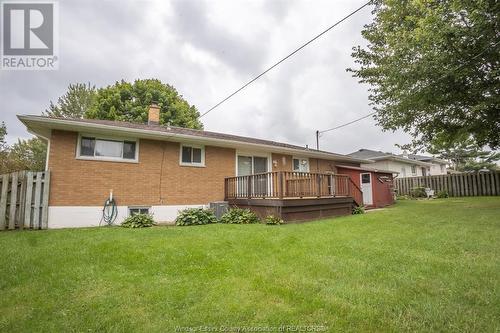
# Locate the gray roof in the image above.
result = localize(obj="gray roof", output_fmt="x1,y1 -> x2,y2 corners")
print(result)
403,154 -> 447,164
348,149 -> 434,166
348,149 -> 393,159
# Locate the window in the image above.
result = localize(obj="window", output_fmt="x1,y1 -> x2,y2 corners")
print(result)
78,135 -> 137,161
411,165 -> 417,175
293,158 -> 309,172
401,167 -> 406,177
129,207 -> 150,216
361,173 -> 371,184
180,144 -> 204,166
440,164 -> 445,173
237,155 -> 268,176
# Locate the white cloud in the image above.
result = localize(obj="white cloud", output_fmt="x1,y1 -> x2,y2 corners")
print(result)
0,0 -> 412,155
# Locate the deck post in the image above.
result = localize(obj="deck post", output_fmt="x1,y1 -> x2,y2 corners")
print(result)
278,172 -> 284,199
247,176 -> 252,199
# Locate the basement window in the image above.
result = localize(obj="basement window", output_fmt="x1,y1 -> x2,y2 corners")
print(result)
180,144 -> 205,166
129,207 -> 150,216
78,135 -> 138,162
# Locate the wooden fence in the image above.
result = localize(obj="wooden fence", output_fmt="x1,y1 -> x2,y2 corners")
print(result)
395,171 -> 500,197
0,171 -> 50,230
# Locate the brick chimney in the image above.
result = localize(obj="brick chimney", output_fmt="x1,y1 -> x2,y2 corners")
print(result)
148,103 -> 160,125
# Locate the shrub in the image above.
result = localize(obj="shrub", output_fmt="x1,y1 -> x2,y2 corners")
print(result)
352,206 -> 365,214
396,195 -> 410,200
264,215 -> 284,225
121,214 -> 156,228
220,208 -> 260,224
410,186 -> 427,198
175,208 -> 217,226
437,190 -> 449,198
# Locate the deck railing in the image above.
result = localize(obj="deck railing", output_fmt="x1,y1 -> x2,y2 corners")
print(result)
224,171 -> 363,206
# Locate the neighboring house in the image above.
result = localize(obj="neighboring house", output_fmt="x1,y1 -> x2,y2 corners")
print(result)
348,149 -> 447,178
404,154 -> 448,176
18,106 -> 395,228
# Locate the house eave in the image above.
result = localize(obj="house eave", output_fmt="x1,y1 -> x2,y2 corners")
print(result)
17,115 -> 373,164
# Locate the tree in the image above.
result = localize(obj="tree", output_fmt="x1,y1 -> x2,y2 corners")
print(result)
0,122 -> 8,174
0,122 -> 6,151
0,123 -> 47,174
44,83 -> 96,118
349,0 -> 500,150
429,135 -> 500,171
86,79 -> 203,129
7,138 -> 47,172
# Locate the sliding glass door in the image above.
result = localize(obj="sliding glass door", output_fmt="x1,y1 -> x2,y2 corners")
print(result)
237,155 -> 269,197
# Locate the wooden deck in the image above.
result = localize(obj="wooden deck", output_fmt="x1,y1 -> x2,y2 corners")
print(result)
224,172 -> 362,222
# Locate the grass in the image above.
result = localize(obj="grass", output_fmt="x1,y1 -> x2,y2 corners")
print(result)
0,197 -> 499,332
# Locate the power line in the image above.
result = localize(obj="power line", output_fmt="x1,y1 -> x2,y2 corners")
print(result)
319,112 -> 376,134
198,0 -> 373,119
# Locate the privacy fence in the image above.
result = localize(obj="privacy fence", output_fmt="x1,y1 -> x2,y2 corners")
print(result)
395,171 -> 500,197
0,171 -> 50,230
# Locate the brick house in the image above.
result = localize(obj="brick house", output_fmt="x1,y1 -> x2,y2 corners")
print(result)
18,106 -> 395,228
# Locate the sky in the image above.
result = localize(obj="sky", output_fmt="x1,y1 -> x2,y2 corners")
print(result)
0,0 -> 413,155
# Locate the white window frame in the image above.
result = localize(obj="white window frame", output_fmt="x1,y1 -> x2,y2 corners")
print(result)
411,165 -> 417,175
76,133 -> 139,163
292,157 -> 310,172
179,143 -> 205,167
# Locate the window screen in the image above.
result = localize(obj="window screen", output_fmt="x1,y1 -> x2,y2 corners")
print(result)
181,146 -> 203,165
192,148 -> 202,163
80,137 -> 95,156
182,146 -> 192,163
123,141 -> 136,159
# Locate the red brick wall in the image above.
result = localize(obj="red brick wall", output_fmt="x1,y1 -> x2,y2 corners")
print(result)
48,130 -> 236,206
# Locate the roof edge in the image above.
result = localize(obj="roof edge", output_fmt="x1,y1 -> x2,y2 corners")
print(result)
17,115 -> 373,164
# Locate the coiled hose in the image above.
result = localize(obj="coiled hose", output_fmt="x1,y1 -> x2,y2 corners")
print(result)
100,197 -> 118,226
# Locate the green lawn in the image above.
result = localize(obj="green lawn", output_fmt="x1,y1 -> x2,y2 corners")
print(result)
1,197 -> 499,332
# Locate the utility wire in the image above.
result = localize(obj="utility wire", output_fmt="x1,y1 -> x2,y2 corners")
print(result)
319,112 -> 376,134
198,0 -> 373,119
318,39 -> 500,135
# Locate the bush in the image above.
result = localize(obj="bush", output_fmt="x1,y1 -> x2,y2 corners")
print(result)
220,208 -> 260,224
410,186 -> 427,198
437,190 -> 449,198
396,195 -> 410,200
264,215 -> 284,225
352,206 -> 365,214
121,214 -> 156,228
175,208 -> 217,226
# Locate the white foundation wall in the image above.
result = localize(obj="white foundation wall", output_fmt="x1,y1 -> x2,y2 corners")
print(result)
48,204 -> 207,229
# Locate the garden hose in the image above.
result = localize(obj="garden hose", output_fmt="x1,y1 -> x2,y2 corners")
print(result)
100,197 -> 118,226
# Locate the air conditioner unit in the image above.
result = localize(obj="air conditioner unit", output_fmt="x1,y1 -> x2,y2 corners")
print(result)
209,201 -> 229,219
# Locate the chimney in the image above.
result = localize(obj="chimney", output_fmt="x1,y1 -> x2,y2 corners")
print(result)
148,103 -> 160,125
